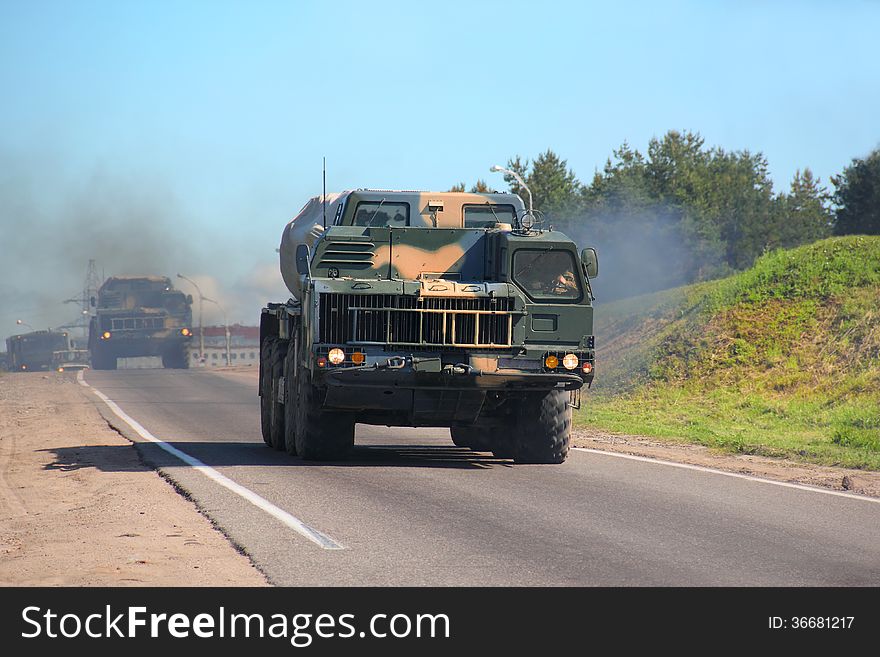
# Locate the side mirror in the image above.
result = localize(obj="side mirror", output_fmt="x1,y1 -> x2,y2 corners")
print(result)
90,296 -> 96,307
186,294 -> 194,305
581,247 -> 599,279
295,244 -> 311,276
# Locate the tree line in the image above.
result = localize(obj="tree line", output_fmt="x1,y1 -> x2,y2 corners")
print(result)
453,131 -> 880,300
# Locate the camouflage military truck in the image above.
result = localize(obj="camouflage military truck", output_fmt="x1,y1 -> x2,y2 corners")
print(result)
6,329 -> 71,372
260,190 -> 598,463
89,275 -> 194,370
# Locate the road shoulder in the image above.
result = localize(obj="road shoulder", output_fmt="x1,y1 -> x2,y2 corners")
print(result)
572,427 -> 880,498
0,372 -> 268,586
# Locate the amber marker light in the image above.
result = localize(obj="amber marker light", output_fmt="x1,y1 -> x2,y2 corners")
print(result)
101,331 -> 111,340
351,351 -> 365,365
545,354 -> 559,369
181,328 -> 192,336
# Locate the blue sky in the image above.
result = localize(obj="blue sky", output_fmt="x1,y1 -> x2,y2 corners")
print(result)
1,0 -> 879,328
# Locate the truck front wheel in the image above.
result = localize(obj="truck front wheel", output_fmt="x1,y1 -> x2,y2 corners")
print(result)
513,389 -> 571,464
294,370 -> 354,460
91,348 -> 116,371
162,345 -> 187,369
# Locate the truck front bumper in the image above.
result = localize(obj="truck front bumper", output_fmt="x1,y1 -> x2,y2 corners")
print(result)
323,364 -> 583,391
318,360 -> 583,426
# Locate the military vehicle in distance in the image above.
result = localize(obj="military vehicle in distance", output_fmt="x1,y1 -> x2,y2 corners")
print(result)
52,346 -> 92,372
6,330 -> 71,372
259,189 -> 598,463
89,275 -> 194,370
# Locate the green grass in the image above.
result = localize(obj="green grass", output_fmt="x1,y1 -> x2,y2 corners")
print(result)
579,388 -> 880,469
576,236 -> 880,470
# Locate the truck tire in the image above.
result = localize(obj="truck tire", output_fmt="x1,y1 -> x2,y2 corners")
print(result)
294,369 -> 354,460
490,434 -> 516,459
450,426 -> 492,451
268,340 -> 289,451
91,349 -> 116,370
162,345 -> 187,369
282,336 -> 299,456
259,337 -> 276,447
513,388 -> 570,464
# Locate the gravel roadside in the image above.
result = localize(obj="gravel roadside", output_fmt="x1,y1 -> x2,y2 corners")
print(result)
0,372 -> 267,586
572,427 -> 880,498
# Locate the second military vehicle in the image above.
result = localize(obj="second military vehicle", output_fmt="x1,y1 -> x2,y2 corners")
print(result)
89,275 -> 194,370
6,330 -> 71,372
259,189 -> 598,464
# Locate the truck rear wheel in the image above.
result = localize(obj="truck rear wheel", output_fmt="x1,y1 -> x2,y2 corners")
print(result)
450,426 -> 492,451
294,369 -> 354,460
259,337 -> 287,450
268,340 -> 289,451
513,389 -> 571,464
259,338 -> 273,446
490,434 -> 516,459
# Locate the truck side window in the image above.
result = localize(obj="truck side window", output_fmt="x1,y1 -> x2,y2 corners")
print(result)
513,249 -> 582,302
463,204 -> 516,228
353,201 -> 409,227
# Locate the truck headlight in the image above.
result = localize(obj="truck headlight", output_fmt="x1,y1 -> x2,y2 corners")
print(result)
562,353 -> 579,370
328,348 -> 345,365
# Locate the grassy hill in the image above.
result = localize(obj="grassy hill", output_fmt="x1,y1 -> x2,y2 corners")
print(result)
576,236 -> 880,469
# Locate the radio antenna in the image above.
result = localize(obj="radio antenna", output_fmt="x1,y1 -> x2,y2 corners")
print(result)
322,156 -> 327,229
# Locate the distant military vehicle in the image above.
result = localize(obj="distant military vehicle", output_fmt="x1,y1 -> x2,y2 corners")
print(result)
6,330 -> 71,372
88,275 -> 193,370
259,189 -> 598,463
51,347 -> 91,372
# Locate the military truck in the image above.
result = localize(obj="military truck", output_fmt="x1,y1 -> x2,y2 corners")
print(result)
89,275 -> 194,370
6,330 -> 71,372
51,347 -> 92,372
259,189 -> 598,463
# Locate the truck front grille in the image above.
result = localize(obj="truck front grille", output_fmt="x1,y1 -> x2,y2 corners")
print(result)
319,294 -> 517,348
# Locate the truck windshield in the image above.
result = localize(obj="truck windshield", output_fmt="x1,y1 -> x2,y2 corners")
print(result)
21,334 -> 67,355
463,204 -> 517,228
353,201 -> 409,227
513,249 -> 582,301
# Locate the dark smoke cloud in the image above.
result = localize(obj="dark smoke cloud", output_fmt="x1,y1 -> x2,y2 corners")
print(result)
0,151 -> 286,343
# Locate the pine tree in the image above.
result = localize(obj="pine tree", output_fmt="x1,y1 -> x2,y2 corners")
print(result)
776,168 -> 832,247
832,149 -> 880,235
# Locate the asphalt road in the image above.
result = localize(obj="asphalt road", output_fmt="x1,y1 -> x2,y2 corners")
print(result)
81,368 -> 880,586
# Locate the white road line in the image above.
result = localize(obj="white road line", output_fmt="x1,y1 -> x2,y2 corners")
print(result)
571,446 -> 880,505
77,370 -> 345,549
